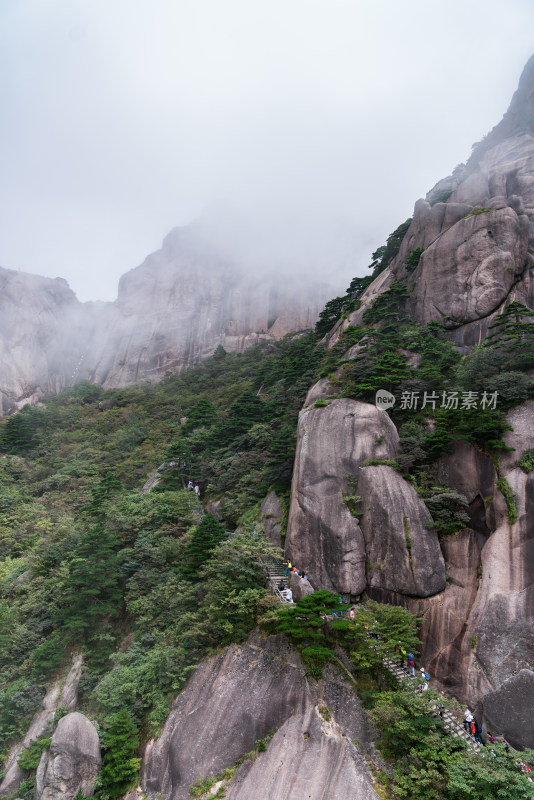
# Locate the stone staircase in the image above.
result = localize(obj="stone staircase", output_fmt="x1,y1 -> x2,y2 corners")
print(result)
382,656 -> 482,753
261,556 -> 291,602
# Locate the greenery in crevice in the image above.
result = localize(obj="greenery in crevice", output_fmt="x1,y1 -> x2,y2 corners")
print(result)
496,475 -> 518,524
428,188 -> 453,206
405,247 -> 424,272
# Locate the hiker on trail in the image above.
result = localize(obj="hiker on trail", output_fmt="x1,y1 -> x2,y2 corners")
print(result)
301,571 -> 307,580
278,579 -> 285,592
194,484 -> 200,497
419,668 -> 429,691
487,732 -> 495,744
283,588 -> 293,603
286,560 -> 292,576
406,653 -> 415,676
464,709 -> 473,732
187,480 -> 194,490
349,607 -> 355,620
438,691 -> 445,718
398,643 -> 407,669
473,719 -> 483,744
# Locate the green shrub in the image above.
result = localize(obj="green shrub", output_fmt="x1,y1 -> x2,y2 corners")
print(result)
17,737 -> 51,771
518,449 -> 534,473
496,476 -> 518,524
464,207 -> 493,218
405,248 -> 424,272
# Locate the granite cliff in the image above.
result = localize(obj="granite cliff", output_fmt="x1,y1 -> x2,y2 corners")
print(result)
0,223 -> 335,415
285,55 -> 534,748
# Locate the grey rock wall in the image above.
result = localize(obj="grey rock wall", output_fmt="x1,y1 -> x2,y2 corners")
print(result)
285,397 -> 445,600
0,654 -> 83,798
142,632 -> 378,800
36,713 -> 101,800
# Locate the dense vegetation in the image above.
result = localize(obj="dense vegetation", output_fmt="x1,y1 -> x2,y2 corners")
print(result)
0,333 -> 320,796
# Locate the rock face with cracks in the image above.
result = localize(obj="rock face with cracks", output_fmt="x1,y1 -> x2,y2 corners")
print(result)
285,395 -> 445,600
35,713 -> 101,800
142,632 -> 378,800
0,654 -> 83,798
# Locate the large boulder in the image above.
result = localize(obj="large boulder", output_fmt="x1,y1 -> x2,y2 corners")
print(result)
479,670 -> 534,750
224,700 -> 377,800
409,529 -> 483,700
0,654 -> 83,798
285,399 -> 400,597
358,466 -> 445,597
408,202 -> 530,326
36,713 -> 101,800
259,491 -> 285,549
286,399 -> 445,600
142,633 -> 376,800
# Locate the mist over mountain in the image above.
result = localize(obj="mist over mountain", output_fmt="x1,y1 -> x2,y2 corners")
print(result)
0,216 -> 342,415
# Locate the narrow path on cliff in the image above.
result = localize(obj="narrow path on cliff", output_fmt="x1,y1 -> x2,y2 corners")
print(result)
381,655 -> 483,754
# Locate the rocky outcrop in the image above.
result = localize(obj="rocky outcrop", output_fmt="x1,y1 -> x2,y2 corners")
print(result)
36,713 -> 101,800
0,654 -> 83,797
0,269 -> 89,416
224,696 -> 376,800
358,466 -> 445,598
142,632 -> 378,800
329,59 -> 534,353
285,397 -> 397,597
479,670 -> 534,751
259,491 -> 284,549
286,396 -> 445,600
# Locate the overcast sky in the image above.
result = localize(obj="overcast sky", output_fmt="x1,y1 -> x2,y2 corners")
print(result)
1,0 -> 534,302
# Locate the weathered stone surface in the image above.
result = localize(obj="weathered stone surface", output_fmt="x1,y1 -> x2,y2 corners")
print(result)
37,713 -> 101,800
288,572 -> 315,601
409,529 -> 482,699
0,269 -> 88,416
407,203 -> 529,326
285,400 -> 400,597
303,377 -> 336,408
259,491 -> 284,549
413,409 -> 534,741
142,632 -> 374,800
0,654 -> 83,797
224,702 -> 378,800
357,466 -> 445,597
480,669 -> 534,750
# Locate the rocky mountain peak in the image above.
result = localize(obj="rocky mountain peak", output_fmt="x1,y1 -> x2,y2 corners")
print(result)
467,52 -> 534,168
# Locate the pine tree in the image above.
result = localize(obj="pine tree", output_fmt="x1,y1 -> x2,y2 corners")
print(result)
83,471 -> 123,516
182,513 -> 226,579
99,710 -> 140,798
59,524 -> 121,639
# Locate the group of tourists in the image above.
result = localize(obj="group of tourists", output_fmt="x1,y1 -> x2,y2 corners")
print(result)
283,560 -> 307,580
463,709 -> 484,744
187,480 -> 200,497
277,563 -> 309,603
